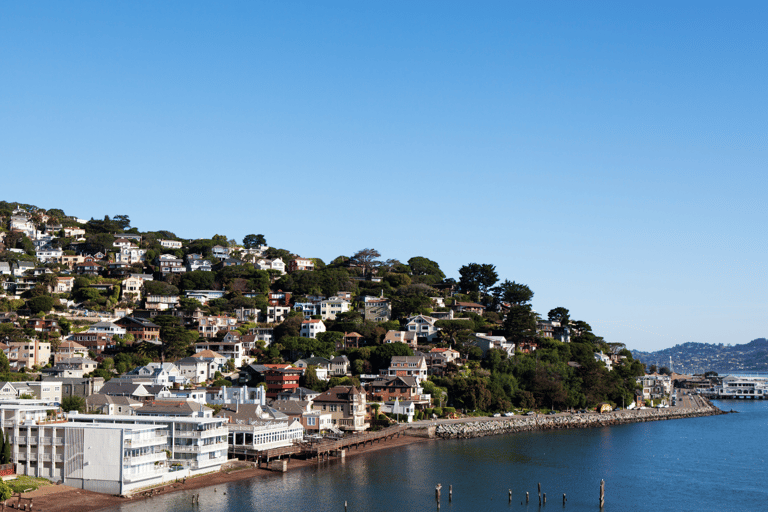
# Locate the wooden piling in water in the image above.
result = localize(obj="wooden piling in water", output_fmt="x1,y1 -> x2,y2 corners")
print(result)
599,479 -> 605,508
526,491 -> 529,503
543,493 -> 546,504
563,493 -> 566,505
449,485 -> 452,502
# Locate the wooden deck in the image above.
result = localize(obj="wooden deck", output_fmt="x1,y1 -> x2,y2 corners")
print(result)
230,425 -> 408,467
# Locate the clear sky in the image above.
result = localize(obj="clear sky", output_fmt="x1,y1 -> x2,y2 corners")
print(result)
2,2 -> 766,352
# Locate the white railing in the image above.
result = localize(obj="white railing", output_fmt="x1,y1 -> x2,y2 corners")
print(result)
123,452 -> 166,466
174,427 -> 227,438
173,445 -> 200,453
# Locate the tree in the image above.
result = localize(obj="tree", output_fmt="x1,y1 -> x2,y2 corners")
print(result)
243,234 -> 267,249
548,307 -> 570,326
154,316 -> 198,361
435,320 -> 473,348
62,395 -> 86,413
0,435 -> 9,466
492,280 -> 533,305
27,295 -> 54,314
407,257 -> 445,284
113,215 -> 131,230
458,263 -> 498,296
0,351 -> 10,374
503,304 -> 537,343
350,248 -> 381,275
0,479 -> 8,502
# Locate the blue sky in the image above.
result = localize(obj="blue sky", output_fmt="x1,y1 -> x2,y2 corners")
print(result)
2,2 -> 766,352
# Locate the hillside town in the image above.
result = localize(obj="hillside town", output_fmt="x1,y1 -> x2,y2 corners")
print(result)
0,202 -> 659,496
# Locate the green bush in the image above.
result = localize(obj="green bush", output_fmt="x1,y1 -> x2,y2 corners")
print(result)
433,407 -> 443,417
443,407 -> 456,415
424,408 -> 434,417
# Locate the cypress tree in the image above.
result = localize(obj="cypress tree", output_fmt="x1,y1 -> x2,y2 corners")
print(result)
0,430 -> 6,464
2,431 -> 10,465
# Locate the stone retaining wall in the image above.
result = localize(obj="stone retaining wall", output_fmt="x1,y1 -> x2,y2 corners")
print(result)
408,400 -> 725,440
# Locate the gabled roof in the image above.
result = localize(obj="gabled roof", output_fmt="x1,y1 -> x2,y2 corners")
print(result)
215,404 -> 288,423
313,385 -> 365,403
193,350 -> 227,360
86,394 -> 142,407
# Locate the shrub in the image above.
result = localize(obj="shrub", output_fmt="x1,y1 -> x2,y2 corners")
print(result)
433,407 -> 443,417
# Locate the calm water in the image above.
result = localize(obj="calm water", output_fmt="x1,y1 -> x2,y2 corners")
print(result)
105,400 -> 767,512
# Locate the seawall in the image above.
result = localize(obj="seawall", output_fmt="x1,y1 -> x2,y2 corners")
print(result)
406,400 -> 725,440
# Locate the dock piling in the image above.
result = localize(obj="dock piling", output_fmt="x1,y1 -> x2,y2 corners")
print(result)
599,479 -> 605,508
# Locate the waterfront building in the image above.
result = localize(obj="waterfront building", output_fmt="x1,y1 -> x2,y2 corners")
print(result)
271,399 -> 333,433
311,386 -> 369,432
68,413 -> 229,478
704,374 -> 768,399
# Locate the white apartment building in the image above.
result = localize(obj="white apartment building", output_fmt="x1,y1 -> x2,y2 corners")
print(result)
300,320 -> 326,339
320,298 -> 350,320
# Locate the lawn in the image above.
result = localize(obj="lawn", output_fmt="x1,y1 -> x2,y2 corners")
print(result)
5,475 -> 51,494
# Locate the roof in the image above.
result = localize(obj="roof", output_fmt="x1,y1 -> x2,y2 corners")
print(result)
137,400 -> 211,416
371,376 -> 418,388
331,355 -> 349,364
215,404 -> 288,423
271,399 -> 311,415
313,386 -> 365,403
454,302 -> 486,309
86,394 -> 142,407
193,350 -> 227,360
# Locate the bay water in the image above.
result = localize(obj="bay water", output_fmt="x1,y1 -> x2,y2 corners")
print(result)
104,400 -> 766,512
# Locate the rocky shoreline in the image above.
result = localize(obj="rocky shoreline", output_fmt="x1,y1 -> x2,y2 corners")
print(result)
408,400 -> 725,440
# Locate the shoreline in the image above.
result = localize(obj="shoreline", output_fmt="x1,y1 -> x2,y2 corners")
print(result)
21,434 -> 432,512
19,401 -> 724,512
410,399 -> 726,439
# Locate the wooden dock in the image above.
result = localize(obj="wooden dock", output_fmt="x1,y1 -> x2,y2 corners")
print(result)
230,425 -> 408,469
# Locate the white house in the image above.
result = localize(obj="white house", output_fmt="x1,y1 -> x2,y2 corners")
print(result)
300,319 -> 326,339
320,298 -> 350,320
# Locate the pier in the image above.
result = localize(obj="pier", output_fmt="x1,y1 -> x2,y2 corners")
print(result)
229,425 -> 408,470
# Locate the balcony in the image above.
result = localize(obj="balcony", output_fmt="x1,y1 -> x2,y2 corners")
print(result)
174,427 -> 227,438
123,452 -> 166,466
125,431 -> 168,448
173,445 -> 200,453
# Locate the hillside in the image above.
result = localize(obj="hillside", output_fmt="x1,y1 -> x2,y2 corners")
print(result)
631,338 -> 768,374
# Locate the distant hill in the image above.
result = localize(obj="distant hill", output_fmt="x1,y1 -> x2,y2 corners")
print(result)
631,338 -> 768,374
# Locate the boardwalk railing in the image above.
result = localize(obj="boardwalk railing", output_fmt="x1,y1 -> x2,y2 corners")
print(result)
232,424 -> 409,464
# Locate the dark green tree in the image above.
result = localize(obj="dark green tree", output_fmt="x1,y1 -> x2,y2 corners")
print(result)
458,263 -> 499,296
503,304 -> 537,343
62,395 -> 86,413
492,280 -> 534,305
242,234 -> 267,248
548,307 -> 571,326
27,295 -> 54,314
